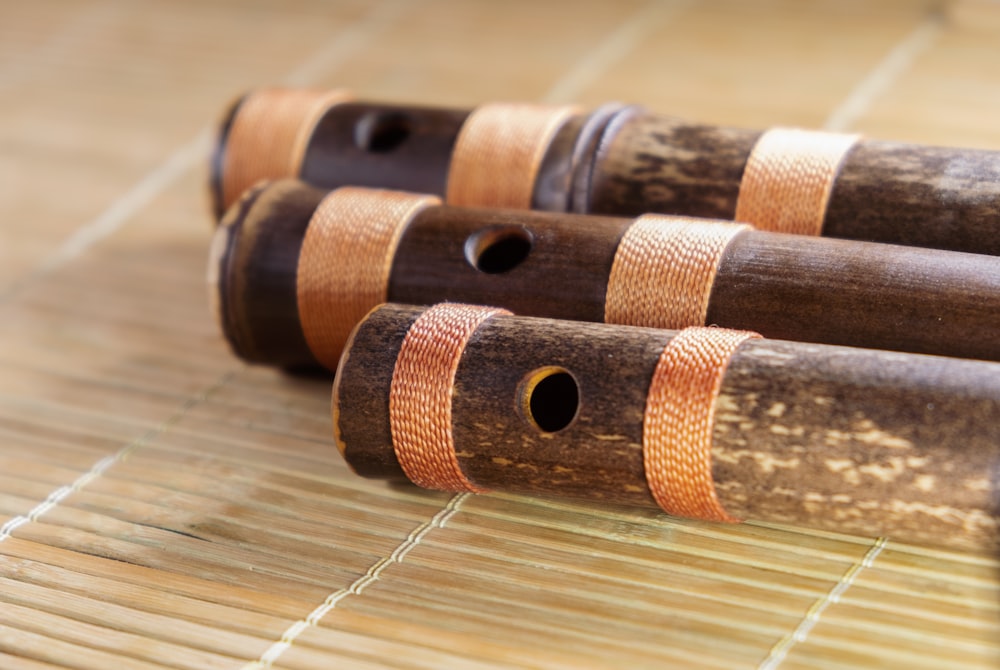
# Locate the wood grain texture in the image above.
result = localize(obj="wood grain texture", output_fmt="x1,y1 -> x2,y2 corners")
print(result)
216,184 -> 1000,367
334,304 -> 1000,551
824,140 -> 1000,254
587,109 -> 762,219
587,113 -> 1000,255
224,95 -> 1000,255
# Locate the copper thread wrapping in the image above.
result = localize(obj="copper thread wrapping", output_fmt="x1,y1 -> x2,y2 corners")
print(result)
643,327 -> 760,522
389,303 -> 511,493
605,215 -> 751,329
296,188 -> 440,370
734,127 -> 860,236
221,87 -> 353,210
446,102 -> 579,208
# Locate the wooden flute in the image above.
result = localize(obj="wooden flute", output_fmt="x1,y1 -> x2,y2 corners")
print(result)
209,180 -> 1000,370
211,87 -> 1000,256
333,303 -> 1000,552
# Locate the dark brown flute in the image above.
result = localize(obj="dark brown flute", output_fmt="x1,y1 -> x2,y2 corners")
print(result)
333,303 -> 1000,552
209,180 -> 1000,370
211,88 -> 1000,256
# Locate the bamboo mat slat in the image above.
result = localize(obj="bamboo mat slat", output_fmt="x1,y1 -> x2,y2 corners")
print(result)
1,1 -> 998,668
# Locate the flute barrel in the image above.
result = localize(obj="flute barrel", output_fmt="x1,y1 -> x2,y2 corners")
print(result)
209,181 -> 1000,370
211,88 -> 1000,256
333,303 -> 1000,552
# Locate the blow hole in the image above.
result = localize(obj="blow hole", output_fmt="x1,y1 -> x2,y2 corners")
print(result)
464,225 -> 533,274
354,111 -> 412,153
520,367 -> 580,433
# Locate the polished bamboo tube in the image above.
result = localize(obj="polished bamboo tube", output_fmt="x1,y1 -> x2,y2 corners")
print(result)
210,180 -> 1000,370
333,303 -> 1000,552
211,88 -> 1000,256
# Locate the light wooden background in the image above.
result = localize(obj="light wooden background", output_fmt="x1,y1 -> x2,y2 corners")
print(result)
1,1 -> 998,668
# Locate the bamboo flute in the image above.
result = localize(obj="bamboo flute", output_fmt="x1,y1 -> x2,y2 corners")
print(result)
209,180 -> 1000,370
332,303 -> 1000,552
211,87 -> 1000,256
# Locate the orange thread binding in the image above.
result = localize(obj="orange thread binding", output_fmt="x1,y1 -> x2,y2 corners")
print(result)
297,188 -> 440,370
221,87 -> 353,210
643,327 -> 760,522
734,127 -> 859,236
389,304 -> 511,492
446,103 -> 580,208
605,215 -> 751,329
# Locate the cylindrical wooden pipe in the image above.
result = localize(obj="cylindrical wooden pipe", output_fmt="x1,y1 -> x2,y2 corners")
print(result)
209,180 -> 1000,369
211,89 -> 1000,256
333,303 -> 1000,552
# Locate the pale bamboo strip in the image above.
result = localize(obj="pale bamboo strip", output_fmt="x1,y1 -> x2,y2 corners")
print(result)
0,344 -> 229,398
778,638 -> 999,670
0,439 -> 125,473
0,537 -> 310,619
271,651 -> 423,670
0,553 -> 291,636
451,497 -> 1000,639
0,623 -> 172,670
464,496 -> 863,578
243,494 -> 472,669
299,608 -> 596,670
91,457 -> 444,535
0,342 -> 229,398
67,480 -> 418,563
0,601 -> 243,670
269,623 -> 521,670
468,496 -> 1000,629
0,651 -> 63,670
472,495 -> 999,601
345,590 -> 745,669
432,518 -> 838,606
0,373 -> 183,428
10,521 -> 357,603
0,308 -> 230,369
342,528 -> 991,670
396,538 -> 806,640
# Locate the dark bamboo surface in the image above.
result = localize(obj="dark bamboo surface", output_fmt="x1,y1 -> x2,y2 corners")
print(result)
212,180 -> 1000,369
5,1 -> 1000,668
335,304 -> 1000,551
213,90 -> 1000,255
587,111 -> 1000,256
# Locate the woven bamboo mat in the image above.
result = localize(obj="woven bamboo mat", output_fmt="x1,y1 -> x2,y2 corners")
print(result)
1,1 -> 998,668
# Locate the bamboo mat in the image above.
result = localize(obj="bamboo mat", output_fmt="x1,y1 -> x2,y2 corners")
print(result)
1,0 -> 998,668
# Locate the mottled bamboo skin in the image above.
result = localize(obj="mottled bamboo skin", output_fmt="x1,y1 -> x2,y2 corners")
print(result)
334,304 -> 1000,552
215,96 -> 1000,253
213,181 -> 1000,370
586,110 -> 1000,255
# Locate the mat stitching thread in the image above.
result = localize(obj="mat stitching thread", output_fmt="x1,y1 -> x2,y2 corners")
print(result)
757,537 -> 888,670
243,492 -> 470,669
0,369 -> 239,543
